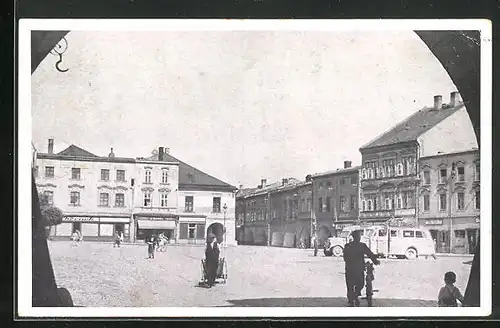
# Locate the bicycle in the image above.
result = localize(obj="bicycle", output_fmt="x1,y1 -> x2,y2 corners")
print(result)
364,261 -> 375,307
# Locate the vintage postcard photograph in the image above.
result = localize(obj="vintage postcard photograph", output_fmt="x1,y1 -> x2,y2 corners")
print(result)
17,19 -> 491,318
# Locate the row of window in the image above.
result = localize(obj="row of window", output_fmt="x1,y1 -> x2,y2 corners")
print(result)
360,190 -> 480,212
153,196 -> 223,213
317,177 -> 358,188
422,163 -> 480,185
318,195 -> 357,213
362,157 -> 416,180
39,166 -> 127,182
39,166 -> 174,185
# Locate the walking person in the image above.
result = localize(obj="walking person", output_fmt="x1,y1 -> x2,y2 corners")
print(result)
147,235 -> 156,259
343,230 -> 380,307
114,230 -> 122,248
438,271 -> 464,307
312,233 -> 318,257
205,236 -> 220,288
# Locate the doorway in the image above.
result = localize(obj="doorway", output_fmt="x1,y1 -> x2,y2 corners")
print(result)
466,228 -> 479,254
72,222 -> 82,233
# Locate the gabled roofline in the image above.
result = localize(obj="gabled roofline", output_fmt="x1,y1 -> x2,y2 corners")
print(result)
419,148 -> 479,160
311,166 -> 362,178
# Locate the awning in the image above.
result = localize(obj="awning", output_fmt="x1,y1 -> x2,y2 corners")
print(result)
137,220 -> 176,230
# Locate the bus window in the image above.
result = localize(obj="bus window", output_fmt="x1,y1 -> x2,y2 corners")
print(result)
416,230 -> 425,238
403,230 -> 415,238
390,230 -> 398,237
378,229 -> 387,237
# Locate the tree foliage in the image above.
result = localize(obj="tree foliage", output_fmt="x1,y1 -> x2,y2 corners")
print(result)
38,193 -> 63,227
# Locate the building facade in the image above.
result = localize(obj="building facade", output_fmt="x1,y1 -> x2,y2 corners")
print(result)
36,141 -> 237,244
358,92 -> 479,253
311,161 -> 360,245
418,150 -> 480,254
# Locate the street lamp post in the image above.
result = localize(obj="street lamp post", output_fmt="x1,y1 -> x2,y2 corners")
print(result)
223,203 -> 228,250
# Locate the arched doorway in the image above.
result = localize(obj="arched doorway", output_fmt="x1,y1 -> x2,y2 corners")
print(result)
207,222 -> 224,244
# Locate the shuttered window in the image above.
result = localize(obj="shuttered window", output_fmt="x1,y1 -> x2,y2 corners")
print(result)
196,224 -> 205,239
180,223 -> 188,239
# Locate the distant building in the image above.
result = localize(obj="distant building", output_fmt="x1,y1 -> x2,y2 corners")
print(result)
310,161 -> 360,244
358,92 -> 479,254
35,140 -> 237,244
418,149 -> 480,254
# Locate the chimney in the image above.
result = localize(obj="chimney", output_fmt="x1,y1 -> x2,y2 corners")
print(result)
282,178 -> 288,185
434,95 -> 443,110
344,161 -> 352,169
48,138 -> 54,154
239,184 -> 243,189
108,147 -> 115,158
158,147 -> 164,161
165,147 -> 170,154
450,91 -> 460,107
261,178 -> 267,187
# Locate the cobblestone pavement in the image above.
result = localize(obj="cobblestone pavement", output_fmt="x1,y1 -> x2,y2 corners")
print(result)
48,241 -> 472,307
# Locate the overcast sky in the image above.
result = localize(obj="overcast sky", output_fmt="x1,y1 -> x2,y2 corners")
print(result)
32,30 -> 458,188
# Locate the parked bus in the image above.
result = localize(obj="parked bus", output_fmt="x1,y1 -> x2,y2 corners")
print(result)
323,225 -> 383,257
367,226 -> 436,260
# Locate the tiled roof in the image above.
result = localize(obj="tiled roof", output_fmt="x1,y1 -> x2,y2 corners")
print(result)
146,153 -> 236,190
360,103 -> 464,150
56,145 -> 98,157
311,166 -> 362,178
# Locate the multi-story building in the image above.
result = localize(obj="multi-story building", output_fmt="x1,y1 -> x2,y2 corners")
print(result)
35,140 -> 237,244
358,92 -> 479,252
310,161 -> 360,242
418,149 -> 480,254
269,179 -> 311,248
235,186 -> 257,244
36,140 -> 137,242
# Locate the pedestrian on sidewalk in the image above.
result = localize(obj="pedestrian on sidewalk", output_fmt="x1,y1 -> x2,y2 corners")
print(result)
147,235 -> 156,259
205,235 -> 220,288
114,230 -> 122,248
343,230 -> 380,307
312,234 -> 318,257
438,271 -> 464,307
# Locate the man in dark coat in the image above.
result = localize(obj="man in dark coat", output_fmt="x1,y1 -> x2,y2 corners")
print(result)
343,230 -> 380,306
205,236 -> 220,287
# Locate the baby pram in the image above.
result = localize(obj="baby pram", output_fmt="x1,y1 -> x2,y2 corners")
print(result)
200,257 -> 227,285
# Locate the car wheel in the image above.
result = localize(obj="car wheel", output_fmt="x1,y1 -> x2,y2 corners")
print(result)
332,246 -> 343,257
405,248 -> 418,260
324,249 -> 333,257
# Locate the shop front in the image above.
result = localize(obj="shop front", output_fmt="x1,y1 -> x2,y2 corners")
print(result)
419,216 -> 480,254
135,215 -> 177,242
51,215 -> 131,241
178,216 -> 206,245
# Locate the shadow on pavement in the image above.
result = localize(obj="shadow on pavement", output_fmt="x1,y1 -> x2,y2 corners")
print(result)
223,297 -> 437,307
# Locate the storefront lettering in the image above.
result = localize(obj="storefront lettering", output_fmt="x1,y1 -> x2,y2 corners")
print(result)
63,216 -> 97,222
425,219 -> 443,225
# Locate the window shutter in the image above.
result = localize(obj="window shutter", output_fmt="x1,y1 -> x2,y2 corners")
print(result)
180,223 -> 188,239
196,224 -> 205,239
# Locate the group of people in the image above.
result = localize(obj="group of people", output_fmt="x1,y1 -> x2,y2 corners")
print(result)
146,232 -> 169,259
70,229 -> 83,246
339,230 -> 464,307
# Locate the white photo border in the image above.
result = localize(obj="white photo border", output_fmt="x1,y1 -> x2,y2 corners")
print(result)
17,18 -> 492,318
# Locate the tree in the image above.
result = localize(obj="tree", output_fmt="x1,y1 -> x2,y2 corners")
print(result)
39,193 -> 63,239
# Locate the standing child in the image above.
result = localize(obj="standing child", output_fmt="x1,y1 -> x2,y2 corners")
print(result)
438,271 -> 464,307
147,236 -> 155,259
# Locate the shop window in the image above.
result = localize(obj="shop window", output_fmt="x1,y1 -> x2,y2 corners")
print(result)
116,169 -> 126,182
115,193 -> 125,207
99,193 -> 109,206
196,224 -> 206,239
179,223 -> 188,239
403,230 -> 415,238
82,223 -> 98,236
71,168 -> 81,180
188,223 -> 196,239
70,191 -> 80,206
99,223 -> 114,236
100,169 -> 110,181
454,230 -> 466,238
45,166 -> 54,178
185,196 -> 194,212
